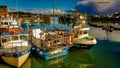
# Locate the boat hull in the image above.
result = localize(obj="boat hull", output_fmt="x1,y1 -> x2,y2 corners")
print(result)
1,48 -> 31,67
32,45 -> 68,60
74,39 -> 97,45
70,44 -> 95,50
72,37 -> 97,50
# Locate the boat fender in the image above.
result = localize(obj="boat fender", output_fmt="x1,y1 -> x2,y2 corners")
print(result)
66,36 -> 74,45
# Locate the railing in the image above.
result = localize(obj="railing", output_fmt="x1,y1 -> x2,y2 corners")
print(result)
0,40 -> 29,54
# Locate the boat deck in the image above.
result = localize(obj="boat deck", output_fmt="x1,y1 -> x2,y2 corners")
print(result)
37,44 -> 67,51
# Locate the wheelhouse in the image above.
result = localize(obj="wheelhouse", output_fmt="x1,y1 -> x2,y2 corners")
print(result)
0,34 -> 28,49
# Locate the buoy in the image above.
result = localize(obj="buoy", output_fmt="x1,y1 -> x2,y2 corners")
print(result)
66,36 -> 74,45
11,29 -> 19,34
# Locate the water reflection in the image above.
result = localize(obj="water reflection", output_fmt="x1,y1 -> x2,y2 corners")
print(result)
67,50 -> 95,68
89,26 -> 120,68
21,58 -> 31,68
0,50 -> 94,68
29,50 -> 94,68
89,27 -> 120,42
0,58 -> 13,68
31,54 -> 68,68
32,51 -> 94,68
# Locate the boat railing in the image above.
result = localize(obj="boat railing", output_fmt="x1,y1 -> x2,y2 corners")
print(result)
0,40 -> 29,54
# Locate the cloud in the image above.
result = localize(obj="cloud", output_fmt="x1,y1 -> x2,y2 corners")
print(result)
65,9 -> 76,13
40,9 -> 65,15
76,0 -> 120,14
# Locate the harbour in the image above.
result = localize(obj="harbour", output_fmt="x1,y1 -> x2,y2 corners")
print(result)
0,0 -> 120,68
0,23 -> 120,68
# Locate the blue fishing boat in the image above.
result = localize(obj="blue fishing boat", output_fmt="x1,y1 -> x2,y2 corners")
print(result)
0,17 -> 31,67
29,25 -> 69,60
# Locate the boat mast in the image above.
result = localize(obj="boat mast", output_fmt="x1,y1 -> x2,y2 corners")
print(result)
5,0 -> 9,9
16,0 -> 21,41
16,0 -> 18,18
52,0 -> 55,29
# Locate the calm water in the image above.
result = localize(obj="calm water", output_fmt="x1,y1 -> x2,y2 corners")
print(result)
0,24 -> 120,68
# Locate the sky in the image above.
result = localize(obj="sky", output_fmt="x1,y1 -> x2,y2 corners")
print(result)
0,0 -> 80,14
0,0 -> 120,14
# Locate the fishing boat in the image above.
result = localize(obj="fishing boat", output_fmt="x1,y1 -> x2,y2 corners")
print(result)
29,26 -> 69,60
29,0 -> 74,59
0,17 -> 31,67
71,27 -> 97,49
0,16 -> 19,28
71,14 -> 97,50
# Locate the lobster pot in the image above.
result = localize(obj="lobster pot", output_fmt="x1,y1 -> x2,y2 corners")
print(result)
51,17 -> 58,24
24,21 -> 29,28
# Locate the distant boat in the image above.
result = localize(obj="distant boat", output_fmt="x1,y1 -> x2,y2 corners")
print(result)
0,16 -> 31,67
29,26 -> 69,59
102,25 -> 113,32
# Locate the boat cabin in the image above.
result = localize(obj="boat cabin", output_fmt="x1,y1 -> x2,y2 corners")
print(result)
0,20 -> 18,28
73,28 -> 89,38
0,34 -> 28,49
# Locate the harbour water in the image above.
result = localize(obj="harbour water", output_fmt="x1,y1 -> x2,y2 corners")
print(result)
0,24 -> 120,68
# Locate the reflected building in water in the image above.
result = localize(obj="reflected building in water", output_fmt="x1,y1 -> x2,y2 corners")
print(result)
89,27 -> 120,42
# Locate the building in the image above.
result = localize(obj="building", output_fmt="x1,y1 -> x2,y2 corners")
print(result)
0,5 -> 8,16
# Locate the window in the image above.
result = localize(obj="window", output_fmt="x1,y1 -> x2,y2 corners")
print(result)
4,22 -> 8,25
83,30 -> 88,34
1,22 -> 3,25
79,31 -> 82,35
20,35 -> 28,41
2,36 -> 11,43
12,36 -> 18,41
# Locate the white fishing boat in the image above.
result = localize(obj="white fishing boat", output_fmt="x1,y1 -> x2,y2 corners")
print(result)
0,15 -> 19,28
72,27 -> 97,49
0,17 -> 31,67
71,14 -> 97,49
